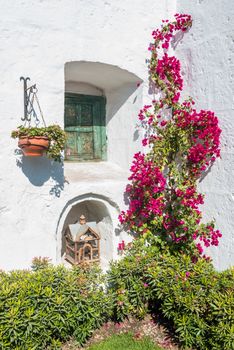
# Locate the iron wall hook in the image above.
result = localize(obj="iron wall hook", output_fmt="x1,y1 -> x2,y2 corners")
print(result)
20,77 -> 31,121
19,76 -> 46,127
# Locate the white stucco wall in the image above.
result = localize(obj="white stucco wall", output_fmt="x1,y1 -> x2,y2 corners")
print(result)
0,0 -> 233,271
0,0 -> 175,270
177,0 -> 234,270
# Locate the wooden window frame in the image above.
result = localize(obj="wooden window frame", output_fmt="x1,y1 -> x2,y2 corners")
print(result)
64,93 -> 107,162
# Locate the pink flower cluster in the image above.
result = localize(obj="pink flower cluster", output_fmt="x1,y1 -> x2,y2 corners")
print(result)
128,153 -> 166,192
174,13 -> 192,31
156,54 -> 183,91
175,103 -> 221,174
194,225 -> 222,256
161,186 -> 205,245
176,186 -> 204,210
118,240 -> 125,251
119,152 -> 166,228
199,227 -> 222,248
138,105 -> 152,120
162,214 -> 188,242
149,13 -> 192,105
159,186 -> 203,242
151,14 -> 192,49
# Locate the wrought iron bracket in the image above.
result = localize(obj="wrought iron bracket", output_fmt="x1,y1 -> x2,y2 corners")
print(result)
20,77 -> 31,121
20,76 -> 45,126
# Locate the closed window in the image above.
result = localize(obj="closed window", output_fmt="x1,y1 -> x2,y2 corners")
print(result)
64,93 -> 106,161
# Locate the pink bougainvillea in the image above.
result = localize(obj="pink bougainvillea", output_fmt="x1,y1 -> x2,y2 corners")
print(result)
119,14 -> 222,258
119,152 -> 166,230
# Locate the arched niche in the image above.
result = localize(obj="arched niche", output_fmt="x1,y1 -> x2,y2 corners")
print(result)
64,61 -> 143,168
65,61 -> 141,93
57,194 -> 120,270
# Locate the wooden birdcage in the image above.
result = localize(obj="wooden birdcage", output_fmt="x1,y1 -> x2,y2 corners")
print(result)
64,215 -> 100,265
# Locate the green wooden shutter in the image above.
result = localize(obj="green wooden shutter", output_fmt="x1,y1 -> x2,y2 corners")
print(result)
64,93 -> 106,161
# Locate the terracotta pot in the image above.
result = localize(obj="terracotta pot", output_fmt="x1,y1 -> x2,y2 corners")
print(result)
18,136 -> 50,157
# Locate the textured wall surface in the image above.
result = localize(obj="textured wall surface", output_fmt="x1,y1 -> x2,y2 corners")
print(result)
177,0 -> 234,270
0,0 -> 174,270
0,0 -> 233,271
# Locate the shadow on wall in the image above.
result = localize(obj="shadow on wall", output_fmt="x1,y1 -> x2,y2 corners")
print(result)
105,83 -> 140,123
16,153 -> 64,197
65,61 -> 143,129
105,83 -> 142,143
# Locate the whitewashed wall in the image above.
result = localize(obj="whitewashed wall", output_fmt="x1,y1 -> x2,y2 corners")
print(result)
177,0 -> 234,270
0,0 -> 233,271
0,0 -> 175,270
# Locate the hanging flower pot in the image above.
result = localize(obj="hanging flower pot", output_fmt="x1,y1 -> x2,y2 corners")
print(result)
18,135 -> 50,157
11,77 -> 66,162
11,125 -> 66,161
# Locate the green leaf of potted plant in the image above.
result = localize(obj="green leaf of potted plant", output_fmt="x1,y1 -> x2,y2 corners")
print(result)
11,125 -> 66,162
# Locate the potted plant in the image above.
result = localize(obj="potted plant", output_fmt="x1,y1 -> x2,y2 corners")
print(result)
11,124 -> 66,162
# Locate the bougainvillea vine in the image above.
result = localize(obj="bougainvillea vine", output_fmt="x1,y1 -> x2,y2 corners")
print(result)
119,14 -> 222,258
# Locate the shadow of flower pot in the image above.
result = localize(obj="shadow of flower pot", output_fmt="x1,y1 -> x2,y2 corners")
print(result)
16,154 -> 65,197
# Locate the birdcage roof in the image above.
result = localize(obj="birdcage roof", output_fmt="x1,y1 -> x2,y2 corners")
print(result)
68,222 -> 99,241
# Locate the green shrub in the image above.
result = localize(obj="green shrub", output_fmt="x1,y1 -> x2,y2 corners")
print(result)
0,264 -> 111,349
0,251 -> 233,350
207,269 -> 234,350
145,255 -> 234,349
108,246 -> 234,350
108,257 -> 149,321
31,256 -> 51,271
107,244 -> 163,321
